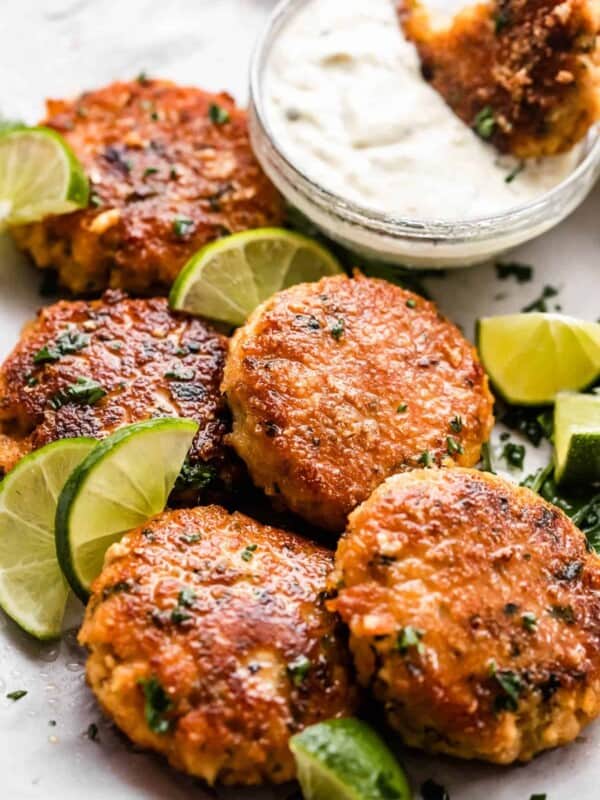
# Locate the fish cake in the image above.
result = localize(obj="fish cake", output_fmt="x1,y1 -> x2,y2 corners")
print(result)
10,78 -> 284,294
397,0 -> 600,158
0,291 -> 236,494
222,274 -> 494,532
79,505 -> 357,785
330,468 -> 600,763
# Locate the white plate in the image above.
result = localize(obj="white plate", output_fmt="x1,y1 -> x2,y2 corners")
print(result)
1,1 -> 599,798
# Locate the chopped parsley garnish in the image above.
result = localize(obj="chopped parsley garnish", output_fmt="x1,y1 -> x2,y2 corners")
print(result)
397,403 -> 408,414
143,166 -> 159,178
137,71 -> 149,85
549,604 -> 575,624
446,436 -> 464,456
164,365 -> 195,381
34,329 -> 90,364
329,318 -> 345,340
287,655 -> 311,686
503,602 -> 519,616
417,450 -> 434,467
241,543 -> 258,562
49,377 -> 106,410
406,298 -> 417,309
522,612 -> 538,632
494,9 -> 510,33
6,689 -> 27,701
89,191 -> 103,208
505,161 -> 525,184
479,442 -> 494,473
102,581 -> 132,600
495,262 -> 533,283
488,661 -> 523,712
25,374 -> 38,387
181,533 -> 202,544
86,722 -> 99,741
178,587 -> 196,607
449,415 -> 463,434
522,285 -> 559,313
170,606 -> 192,624
396,626 -> 424,655
139,676 -> 172,734
473,106 -> 496,139
172,217 -> 194,238
208,103 -> 230,125
501,405 -> 552,447
174,459 -> 216,494
421,778 -> 450,800
500,442 -> 525,470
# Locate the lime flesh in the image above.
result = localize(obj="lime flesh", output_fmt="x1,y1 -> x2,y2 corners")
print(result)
55,418 -> 198,602
0,438 -> 96,639
0,126 -> 88,228
169,228 -> 343,326
290,719 -> 411,800
555,392 -> 600,486
477,313 -> 600,405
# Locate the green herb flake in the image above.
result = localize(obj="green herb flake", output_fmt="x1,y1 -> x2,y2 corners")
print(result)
446,436 -> 464,456
241,543 -> 258,562
488,661 -> 523,712
501,442 -> 526,470
181,533 -> 202,544
208,103 -> 230,125
25,374 -> 38,387
178,587 -> 196,607
33,329 -> 90,365
417,450 -> 434,467
164,365 -> 195,381
329,318 -> 345,341
143,166 -> 159,178
495,262 -> 533,283
474,106 -> 496,139
172,217 -> 194,238
505,161 -> 525,184
170,606 -> 192,624
137,71 -> 149,85
6,690 -> 27,701
406,298 -> 417,309
89,191 -> 103,208
287,654 -> 311,687
139,676 -> 172,734
396,625 -> 425,655
503,602 -> 519,616
49,377 -> 106,410
522,612 -> 538,632
397,403 -> 408,414
522,285 -> 559,313
449,416 -> 463,434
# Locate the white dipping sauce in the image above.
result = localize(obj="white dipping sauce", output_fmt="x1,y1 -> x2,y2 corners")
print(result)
264,0 -> 580,221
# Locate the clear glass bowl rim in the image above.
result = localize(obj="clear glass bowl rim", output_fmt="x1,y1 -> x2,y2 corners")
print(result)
249,0 -> 600,244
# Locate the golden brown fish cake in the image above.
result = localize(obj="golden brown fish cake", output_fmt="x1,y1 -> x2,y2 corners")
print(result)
222,274 -> 494,532
397,0 -> 600,158
329,468 -> 600,764
10,78 -> 284,294
79,505 -> 357,786
0,291 -> 236,494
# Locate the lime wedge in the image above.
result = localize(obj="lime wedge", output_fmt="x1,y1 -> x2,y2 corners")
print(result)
477,313 -> 600,405
55,418 -> 198,602
169,228 -> 343,326
554,392 -> 600,485
0,438 -> 96,639
290,719 -> 411,800
0,126 -> 89,228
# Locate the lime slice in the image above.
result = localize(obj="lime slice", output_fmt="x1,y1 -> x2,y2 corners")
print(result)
477,313 -> 600,405
169,228 -> 344,326
0,126 -> 89,228
554,392 -> 600,485
55,418 -> 198,602
0,438 -> 96,639
290,719 -> 411,800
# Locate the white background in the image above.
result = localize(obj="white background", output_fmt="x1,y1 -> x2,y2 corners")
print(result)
0,1 -> 599,798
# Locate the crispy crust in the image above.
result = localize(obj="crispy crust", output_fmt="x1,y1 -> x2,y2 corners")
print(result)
222,274 -> 494,532
79,506 -> 357,785
0,291 -> 237,491
330,468 -> 600,763
398,0 -> 600,157
10,79 -> 284,294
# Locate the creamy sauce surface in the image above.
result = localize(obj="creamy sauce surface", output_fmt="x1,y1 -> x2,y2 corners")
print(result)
264,0 -> 580,221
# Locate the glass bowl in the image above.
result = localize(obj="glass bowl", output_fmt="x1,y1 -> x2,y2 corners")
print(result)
249,0 -> 600,269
